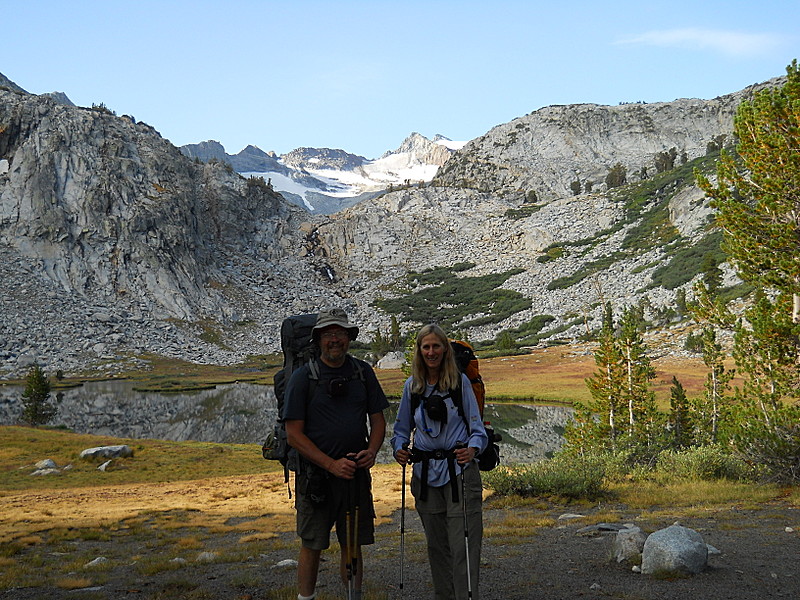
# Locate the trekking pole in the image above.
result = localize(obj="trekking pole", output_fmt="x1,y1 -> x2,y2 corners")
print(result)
346,456 -> 359,600
345,505 -> 353,600
399,442 -> 409,597
353,469 -> 360,582
344,462 -> 354,600
455,442 -> 473,600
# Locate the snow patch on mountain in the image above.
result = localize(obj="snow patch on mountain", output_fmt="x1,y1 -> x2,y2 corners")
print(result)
186,133 -> 465,214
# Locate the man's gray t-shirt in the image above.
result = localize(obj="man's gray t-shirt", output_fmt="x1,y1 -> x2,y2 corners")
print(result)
283,356 -> 388,459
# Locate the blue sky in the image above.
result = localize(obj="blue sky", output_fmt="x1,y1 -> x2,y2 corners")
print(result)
4,0 -> 798,159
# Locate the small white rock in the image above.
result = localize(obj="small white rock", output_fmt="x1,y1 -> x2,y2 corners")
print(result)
558,513 -> 586,521
273,559 -> 298,569
84,557 -> 108,568
196,551 -> 218,563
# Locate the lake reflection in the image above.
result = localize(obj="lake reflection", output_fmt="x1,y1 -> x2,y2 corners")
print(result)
0,380 -> 278,445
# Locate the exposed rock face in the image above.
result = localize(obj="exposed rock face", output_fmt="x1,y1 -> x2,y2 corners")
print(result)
181,140 -> 287,173
0,73 -> 27,93
282,146 -> 367,171
379,131 -> 453,167
0,91 -> 297,321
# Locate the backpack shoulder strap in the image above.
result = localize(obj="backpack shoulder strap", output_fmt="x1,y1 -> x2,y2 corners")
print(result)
348,355 -> 366,382
451,377 -> 466,422
306,358 -> 320,401
308,358 -> 320,381
410,391 -> 424,413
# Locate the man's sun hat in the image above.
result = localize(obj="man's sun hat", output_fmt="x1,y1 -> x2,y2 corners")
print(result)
312,307 -> 359,340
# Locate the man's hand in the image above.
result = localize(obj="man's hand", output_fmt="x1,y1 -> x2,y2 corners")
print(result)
327,456 -> 357,479
353,448 -> 376,470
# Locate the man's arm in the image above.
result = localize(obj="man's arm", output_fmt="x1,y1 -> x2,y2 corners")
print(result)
354,411 -> 386,470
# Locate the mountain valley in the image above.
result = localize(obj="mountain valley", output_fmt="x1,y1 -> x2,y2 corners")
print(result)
0,72 -> 781,379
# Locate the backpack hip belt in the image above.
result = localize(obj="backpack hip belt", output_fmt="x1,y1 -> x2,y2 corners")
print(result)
409,447 -> 461,503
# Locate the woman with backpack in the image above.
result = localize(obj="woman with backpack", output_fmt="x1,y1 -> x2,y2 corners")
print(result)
391,323 -> 488,600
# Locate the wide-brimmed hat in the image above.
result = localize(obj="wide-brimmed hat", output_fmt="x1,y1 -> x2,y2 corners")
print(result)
312,307 -> 359,340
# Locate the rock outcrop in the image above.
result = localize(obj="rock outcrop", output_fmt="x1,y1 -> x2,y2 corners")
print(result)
0,82 -> 341,375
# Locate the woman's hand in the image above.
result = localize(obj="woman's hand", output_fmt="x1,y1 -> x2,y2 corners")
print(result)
394,446 -> 411,466
455,445 -> 477,465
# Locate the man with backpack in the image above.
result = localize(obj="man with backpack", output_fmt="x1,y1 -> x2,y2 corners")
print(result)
283,307 -> 389,600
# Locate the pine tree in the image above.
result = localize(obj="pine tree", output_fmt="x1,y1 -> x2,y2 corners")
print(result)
730,292 -> 800,481
668,376 -> 693,449
572,303 -> 623,450
21,365 -> 58,426
693,60 -> 800,482
617,306 -> 658,444
696,60 -> 800,322
390,315 -> 402,350
733,292 -> 799,425
694,326 -> 734,444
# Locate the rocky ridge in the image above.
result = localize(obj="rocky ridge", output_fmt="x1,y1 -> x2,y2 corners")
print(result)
0,83 -> 341,377
433,80 -> 781,201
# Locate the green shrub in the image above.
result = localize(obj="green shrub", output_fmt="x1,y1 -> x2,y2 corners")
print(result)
505,203 -> 542,220
655,446 -> 753,482
649,231 -> 725,290
537,245 -> 564,263
484,453 -> 607,500
547,252 -> 625,290
605,163 -> 627,189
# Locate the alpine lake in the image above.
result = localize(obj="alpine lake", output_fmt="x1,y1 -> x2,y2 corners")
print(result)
0,380 -> 573,464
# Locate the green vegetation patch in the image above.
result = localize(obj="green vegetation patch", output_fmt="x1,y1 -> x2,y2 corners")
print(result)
505,203 -> 543,220
484,453 -> 607,501
374,264 -> 531,330
547,252 -> 626,290
649,230 -> 726,290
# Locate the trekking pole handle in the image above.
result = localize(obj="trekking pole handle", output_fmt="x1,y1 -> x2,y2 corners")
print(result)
454,441 -> 473,465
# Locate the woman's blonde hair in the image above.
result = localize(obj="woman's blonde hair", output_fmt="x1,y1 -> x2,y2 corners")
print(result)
410,324 -> 461,395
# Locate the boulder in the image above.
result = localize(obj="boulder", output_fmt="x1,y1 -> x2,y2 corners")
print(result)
377,351 -> 406,370
641,524 -> 708,576
80,445 -> 133,460
614,525 -> 648,563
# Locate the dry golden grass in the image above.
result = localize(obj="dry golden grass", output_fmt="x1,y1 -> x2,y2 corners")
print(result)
54,577 -> 93,590
374,342 -> 722,406
0,463 -> 406,544
610,479 -> 782,510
